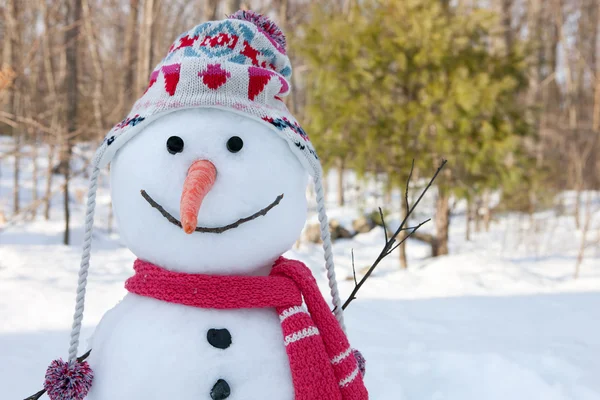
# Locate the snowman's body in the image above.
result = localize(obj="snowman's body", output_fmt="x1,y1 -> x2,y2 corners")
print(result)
86,109 -> 309,399
87,294 -> 294,399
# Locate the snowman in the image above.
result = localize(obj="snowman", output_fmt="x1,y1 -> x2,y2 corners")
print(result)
38,11 -> 367,400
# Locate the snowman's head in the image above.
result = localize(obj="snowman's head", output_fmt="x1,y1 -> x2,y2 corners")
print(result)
110,108 -> 308,275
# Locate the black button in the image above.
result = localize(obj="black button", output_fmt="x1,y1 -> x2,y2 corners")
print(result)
210,379 -> 231,399
226,136 -> 243,153
207,328 -> 232,349
166,136 -> 184,154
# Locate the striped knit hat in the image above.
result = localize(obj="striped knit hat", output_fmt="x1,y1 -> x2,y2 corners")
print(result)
66,10 -> 344,365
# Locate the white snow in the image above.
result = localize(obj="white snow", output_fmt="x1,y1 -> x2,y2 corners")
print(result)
1,138 -> 600,399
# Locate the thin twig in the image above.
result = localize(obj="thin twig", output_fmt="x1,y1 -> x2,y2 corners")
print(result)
387,218 -> 431,255
405,159 -> 414,220
399,224 -> 430,231
389,161 -> 417,242
342,159 -> 447,310
378,207 -> 388,243
351,249 -> 358,287
23,389 -> 45,400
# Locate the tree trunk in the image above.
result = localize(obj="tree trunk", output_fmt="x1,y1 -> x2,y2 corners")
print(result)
122,0 -> 139,111
432,187 -> 450,257
474,196 -> 481,232
574,183 -> 582,229
63,0 -> 82,245
204,0 -> 219,21
337,157 -> 345,206
592,0 -> 600,132
482,190 -> 491,232
31,132 -> 39,219
4,0 -> 20,215
574,192 -> 593,278
149,0 -> 161,68
44,144 -> 55,220
465,198 -> 472,241
273,0 -> 289,28
62,144 -> 71,245
501,0 -> 513,54
137,0 -> 155,95
399,191 -> 408,269
12,124 -> 21,215
27,43 -> 42,220
41,0 -> 58,221
223,0 -> 242,15
594,69 -> 600,133
82,0 -> 106,139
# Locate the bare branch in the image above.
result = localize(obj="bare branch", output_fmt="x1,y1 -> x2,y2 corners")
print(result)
342,159 -> 447,311
405,159 -> 414,220
387,218 -> 431,255
351,249 -> 358,287
378,207 -> 388,243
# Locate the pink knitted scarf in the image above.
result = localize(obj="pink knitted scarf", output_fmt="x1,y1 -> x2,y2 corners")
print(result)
125,257 -> 368,400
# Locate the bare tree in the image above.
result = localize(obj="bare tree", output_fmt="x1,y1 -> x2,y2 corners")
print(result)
41,0 -> 59,221
433,185 -> 451,256
204,0 -> 220,20
137,0 -> 155,96
122,0 -> 139,112
82,0 -> 106,139
63,0 -> 82,245
574,192 -> 595,278
3,0 -> 20,215
223,0 -> 243,16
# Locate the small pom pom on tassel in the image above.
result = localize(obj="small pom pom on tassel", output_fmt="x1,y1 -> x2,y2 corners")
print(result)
229,10 -> 287,51
43,358 -> 93,400
353,349 -> 367,377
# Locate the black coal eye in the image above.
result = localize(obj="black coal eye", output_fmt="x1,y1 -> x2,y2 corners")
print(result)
166,136 -> 184,154
226,136 -> 243,153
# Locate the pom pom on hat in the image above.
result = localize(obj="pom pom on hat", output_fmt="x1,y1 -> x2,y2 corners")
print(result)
229,10 -> 287,50
44,358 -> 93,400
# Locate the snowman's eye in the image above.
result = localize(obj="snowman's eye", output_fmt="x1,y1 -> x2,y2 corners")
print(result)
166,136 -> 184,154
226,136 -> 244,153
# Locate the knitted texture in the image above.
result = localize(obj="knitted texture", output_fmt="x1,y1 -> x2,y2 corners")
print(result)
125,259 -> 302,309
125,258 -> 368,400
94,12 -> 320,177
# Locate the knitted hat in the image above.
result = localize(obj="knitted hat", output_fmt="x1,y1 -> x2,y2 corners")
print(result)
66,10 -> 344,364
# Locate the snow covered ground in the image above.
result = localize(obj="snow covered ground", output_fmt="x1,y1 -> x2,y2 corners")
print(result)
1,139 -> 599,399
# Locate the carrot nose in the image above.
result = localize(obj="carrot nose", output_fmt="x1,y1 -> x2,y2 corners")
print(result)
180,160 -> 217,234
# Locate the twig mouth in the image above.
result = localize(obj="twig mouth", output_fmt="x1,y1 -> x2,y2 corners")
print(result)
140,190 -> 284,234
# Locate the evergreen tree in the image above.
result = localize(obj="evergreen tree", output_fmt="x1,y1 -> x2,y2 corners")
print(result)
297,0 -> 531,258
